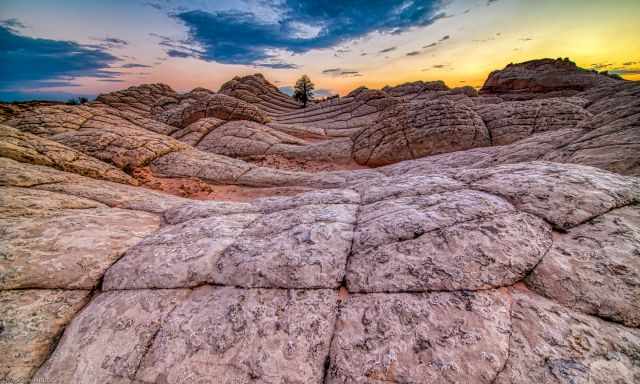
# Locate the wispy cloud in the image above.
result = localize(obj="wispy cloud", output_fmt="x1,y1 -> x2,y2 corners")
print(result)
0,18 -> 27,32
610,68 -> 640,75
120,63 -> 151,68
379,46 -> 397,54
322,68 -> 362,77
406,51 -> 421,56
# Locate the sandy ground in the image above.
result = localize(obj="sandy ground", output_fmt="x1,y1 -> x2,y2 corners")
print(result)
133,166 -> 314,202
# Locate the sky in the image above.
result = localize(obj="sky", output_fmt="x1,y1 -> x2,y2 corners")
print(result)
1,0 -> 639,101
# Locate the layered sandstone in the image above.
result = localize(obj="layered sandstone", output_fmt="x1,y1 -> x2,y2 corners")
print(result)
1,58 -> 639,384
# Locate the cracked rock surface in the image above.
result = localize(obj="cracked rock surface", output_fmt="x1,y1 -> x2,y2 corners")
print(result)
1,59 -> 640,383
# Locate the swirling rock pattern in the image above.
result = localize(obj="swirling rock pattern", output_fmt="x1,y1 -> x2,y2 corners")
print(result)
1,59 -> 639,383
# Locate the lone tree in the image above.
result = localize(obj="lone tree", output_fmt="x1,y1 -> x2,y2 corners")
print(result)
293,75 -> 314,107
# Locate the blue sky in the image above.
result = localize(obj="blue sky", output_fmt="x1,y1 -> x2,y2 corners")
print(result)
1,0 -> 639,101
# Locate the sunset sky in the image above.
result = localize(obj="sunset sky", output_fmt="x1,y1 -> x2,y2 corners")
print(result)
1,0 -> 639,101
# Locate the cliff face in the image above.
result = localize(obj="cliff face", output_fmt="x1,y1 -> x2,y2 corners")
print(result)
1,58 -> 640,384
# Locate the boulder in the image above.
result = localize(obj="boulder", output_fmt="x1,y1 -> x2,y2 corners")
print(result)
352,99 -> 490,166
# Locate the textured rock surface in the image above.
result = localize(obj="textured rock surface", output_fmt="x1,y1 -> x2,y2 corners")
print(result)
481,58 -> 620,94
32,289 -> 190,383
136,287 -> 337,384
0,289 -> 91,382
2,60 -> 640,383
475,98 -> 591,145
352,99 -> 490,166
458,161 -> 640,229
152,91 -> 270,128
0,206 -> 159,289
0,124 -> 137,185
327,290 -> 511,383
494,286 -> 640,384
348,190 -> 552,292
527,205 -> 640,327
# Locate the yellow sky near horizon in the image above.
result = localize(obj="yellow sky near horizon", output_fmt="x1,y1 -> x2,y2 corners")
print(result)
3,0 -> 639,98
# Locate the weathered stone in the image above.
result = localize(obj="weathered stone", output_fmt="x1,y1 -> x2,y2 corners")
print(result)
458,161 -> 640,229
219,73 -> 301,115
153,92 -> 269,128
327,290 -> 511,383
475,98 -> 591,145
352,99 -> 490,166
103,213 -> 259,289
217,202 -> 357,288
545,86 -> 640,176
195,119 -> 307,158
105,190 -> 358,289
481,58 -> 620,94
0,207 -> 159,289
32,289 -> 190,384
494,286 -> 640,384
527,205 -> 640,327
0,186 -> 105,218
0,124 -> 137,184
135,286 -> 337,384
348,190 -> 552,292
0,289 -> 91,382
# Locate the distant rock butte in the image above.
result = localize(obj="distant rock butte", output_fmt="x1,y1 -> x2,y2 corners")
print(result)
1,58 -> 639,383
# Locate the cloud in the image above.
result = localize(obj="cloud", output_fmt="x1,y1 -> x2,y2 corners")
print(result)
487,0 -> 499,5
406,51 -> 421,56
424,64 -> 451,71
623,61 -> 638,66
379,46 -> 397,53
0,18 -> 27,32
423,35 -> 449,49
150,32 -> 203,58
98,79 -> 126,82
166,49 -> 196,58
255,62 -> 298,69
0,25 -> 120,92
120,63 -> 151,68
610,68 -> 640,75
102,37 -> 128,46
173,1 -> 445,67
590,62 -> 612,70
322,68 -> 362,77
143,2 -> 163,11
519,37 -> 533,41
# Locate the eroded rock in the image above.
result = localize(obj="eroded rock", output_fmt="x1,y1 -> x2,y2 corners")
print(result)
495,287 -> 640,383
527,205 -> 640,327
0,289 -> 91,382
352,99 -> 490,166
135,287 -> 337,384
327,290 -> 511,383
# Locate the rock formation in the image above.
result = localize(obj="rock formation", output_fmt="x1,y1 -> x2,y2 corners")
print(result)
1,58 -> 639,384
